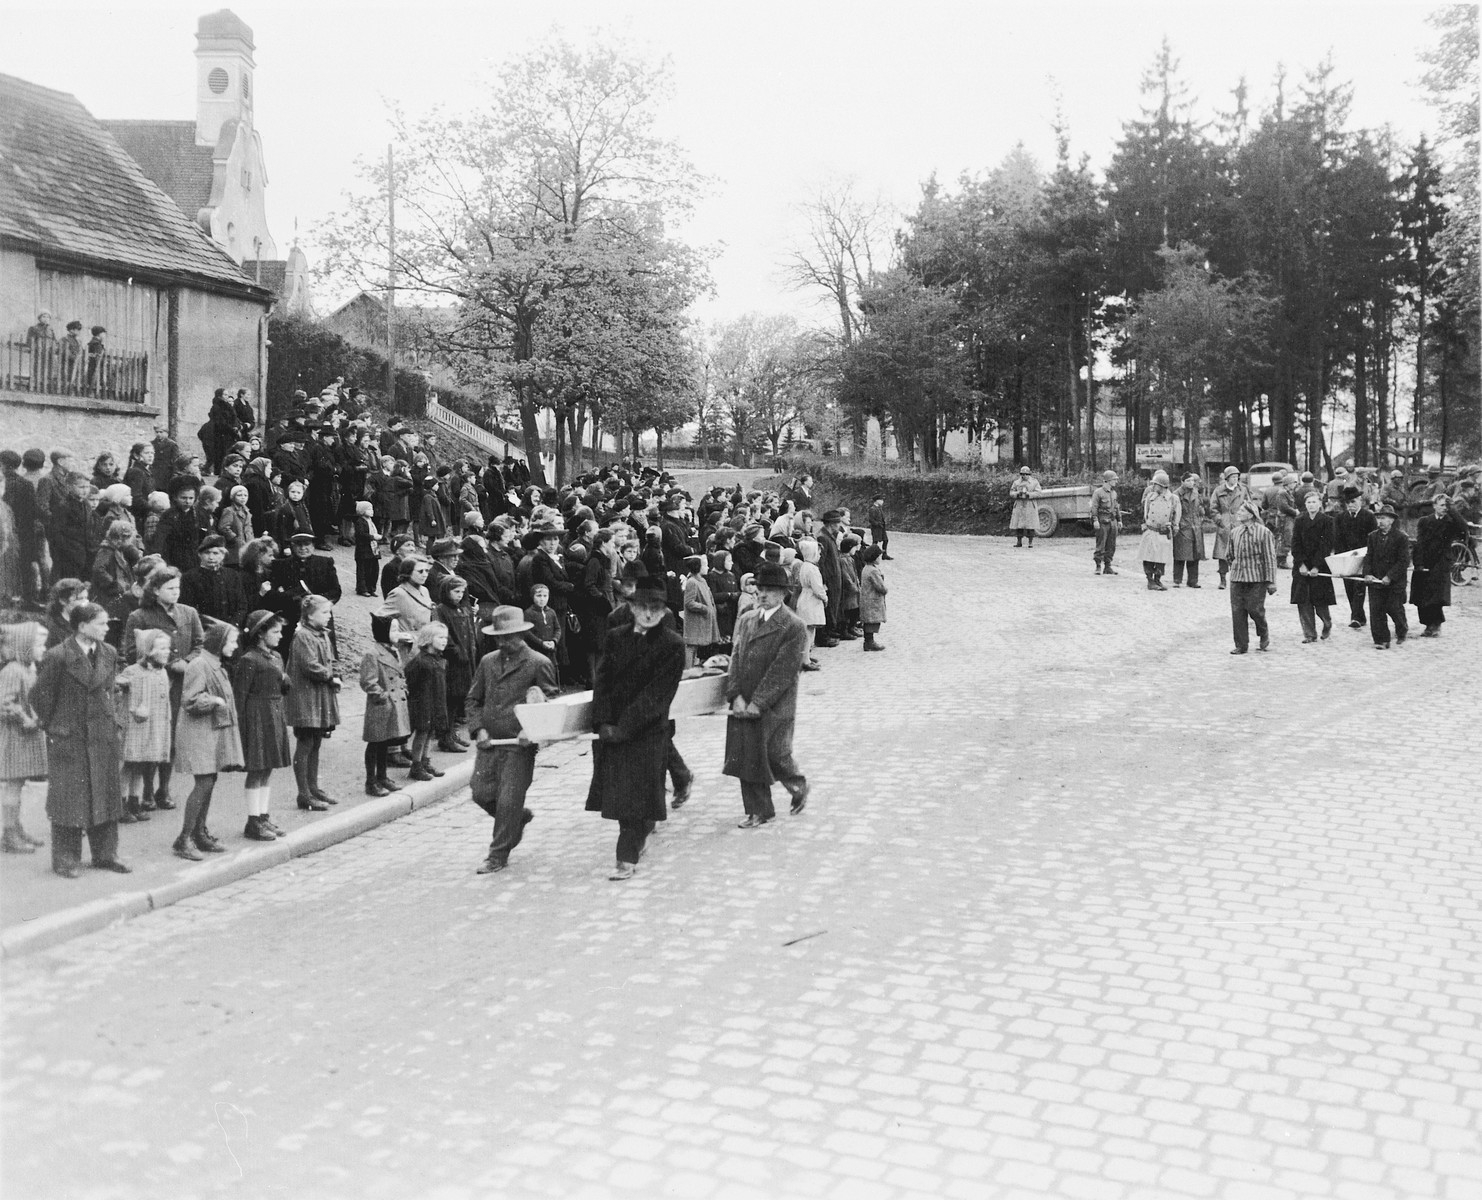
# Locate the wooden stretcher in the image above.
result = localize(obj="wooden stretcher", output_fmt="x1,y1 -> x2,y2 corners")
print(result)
477,671 -> 730,748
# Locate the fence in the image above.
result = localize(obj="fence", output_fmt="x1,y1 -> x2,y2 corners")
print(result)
3,339 -> 150,404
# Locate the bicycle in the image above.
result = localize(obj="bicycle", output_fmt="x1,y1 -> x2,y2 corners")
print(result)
1449,522 -> 1481,586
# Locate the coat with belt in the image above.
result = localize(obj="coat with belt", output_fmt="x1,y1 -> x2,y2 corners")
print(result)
1411,510 -> 1466,610
584,622 -> 684,824
1172,486 -> 1207,561
173,653 -> 244,775
31,638 -> 124,827
360,644 -> 410,742
682,573 -> 720,647
723,603 -> 809,785
1289,512 -> 1337,607
1209,481 -> 1248,560
1136,489 -> 1181,566
1008,476 -> 1042,532
231,646 -> 292,771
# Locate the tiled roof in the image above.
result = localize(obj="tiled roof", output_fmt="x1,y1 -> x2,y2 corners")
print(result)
0,73 -> 265,294
251,260 -> 287,294
99,120 -> 215,221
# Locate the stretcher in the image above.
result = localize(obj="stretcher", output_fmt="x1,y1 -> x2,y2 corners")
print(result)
476,670 -> 730,748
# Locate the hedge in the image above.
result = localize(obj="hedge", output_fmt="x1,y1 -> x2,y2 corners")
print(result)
758,456 -> 1148,536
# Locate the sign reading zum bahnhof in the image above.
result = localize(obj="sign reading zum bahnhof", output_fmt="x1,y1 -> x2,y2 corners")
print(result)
1135,443 -> 1176,464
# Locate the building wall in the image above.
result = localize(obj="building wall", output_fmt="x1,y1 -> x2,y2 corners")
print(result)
174,286 -> 267,436
203,123 -> 276,265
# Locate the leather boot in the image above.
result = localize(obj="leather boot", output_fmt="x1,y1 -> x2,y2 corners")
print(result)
365,775 -> 390,797
172,836 -> 203,861
407,761 -> 434,782
420,758 -> 445,778
377,774 -> 402,792
130,798 -> 151,822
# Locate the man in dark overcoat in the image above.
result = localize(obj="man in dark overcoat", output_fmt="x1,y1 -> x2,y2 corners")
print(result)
815,510 -> 844,644
465,606 -> 559,874
585,575 -> 684,881
272,533 -> 342,653
723,561 -> 810,827
1331,487 -> 1377,628
1363,505 -> 1411,649
30,603 -> 130,878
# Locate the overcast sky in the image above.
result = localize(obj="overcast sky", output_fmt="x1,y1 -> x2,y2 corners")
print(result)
1,1 -> 1452,327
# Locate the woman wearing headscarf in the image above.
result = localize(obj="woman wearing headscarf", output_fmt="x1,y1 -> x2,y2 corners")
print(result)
216,484 -> 255,566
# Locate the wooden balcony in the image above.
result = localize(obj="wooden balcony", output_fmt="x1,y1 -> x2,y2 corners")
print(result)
2,338 -> 150,405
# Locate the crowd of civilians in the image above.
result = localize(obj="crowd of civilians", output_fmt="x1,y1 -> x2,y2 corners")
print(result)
0,382 -> 889,877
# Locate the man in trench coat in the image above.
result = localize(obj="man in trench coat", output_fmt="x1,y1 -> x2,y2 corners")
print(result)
585,575 -> 685,881
723,561 -> 811,827
30,602 -> 130,877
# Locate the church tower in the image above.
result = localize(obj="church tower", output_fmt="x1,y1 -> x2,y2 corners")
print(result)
194,8 -> 254,147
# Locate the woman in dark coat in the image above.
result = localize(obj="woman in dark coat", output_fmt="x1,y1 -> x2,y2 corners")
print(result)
434,575 -> 477,747
1411,494 -> 1468,636
30,602 -> 128,877
1289,490 -> 1336,643
231,610 -> 292,841
585,576 -> 684,881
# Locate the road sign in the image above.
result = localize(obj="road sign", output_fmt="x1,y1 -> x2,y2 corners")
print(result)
1135,443 -> 1175,465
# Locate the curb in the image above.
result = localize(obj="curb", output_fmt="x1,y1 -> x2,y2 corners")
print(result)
0,760 -> 476,961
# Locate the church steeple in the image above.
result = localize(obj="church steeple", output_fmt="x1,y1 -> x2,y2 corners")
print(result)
194,8 -> 254,147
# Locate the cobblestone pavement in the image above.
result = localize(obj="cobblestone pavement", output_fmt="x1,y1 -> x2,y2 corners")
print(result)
3,533 -> 1479,1200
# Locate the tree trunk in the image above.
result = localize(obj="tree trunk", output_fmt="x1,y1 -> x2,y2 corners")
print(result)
553,404 -> 568,487
1085,291 -> 1096,472
1438,340 -> 1450,468
516,387 -> 546,487
1353,327 -> 1369,466
655,430 -> 664,471
1415,277 -> 1427,454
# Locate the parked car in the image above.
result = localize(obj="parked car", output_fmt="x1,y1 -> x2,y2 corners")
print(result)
1247,461 -> 1297,493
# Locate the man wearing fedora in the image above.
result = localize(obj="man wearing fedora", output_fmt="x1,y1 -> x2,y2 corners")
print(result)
465,606 -> 559,874
585,574 -> 685,880
1363,505 -> 1411,649
723,561 -> 811,827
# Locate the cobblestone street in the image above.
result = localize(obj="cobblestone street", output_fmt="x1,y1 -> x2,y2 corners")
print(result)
3,532 -> 1479,1200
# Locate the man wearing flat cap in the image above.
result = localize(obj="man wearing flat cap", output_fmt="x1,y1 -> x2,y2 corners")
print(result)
180,534 -> 247,625
465,606 -> 559,874
724,561 -> 811,827
1332,487 -> 1377,627
271,532 -> 342,652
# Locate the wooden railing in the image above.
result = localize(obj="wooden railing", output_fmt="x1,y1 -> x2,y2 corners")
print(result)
3,339 -> 150,404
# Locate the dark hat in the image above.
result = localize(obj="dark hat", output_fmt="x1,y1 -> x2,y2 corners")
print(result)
1374,504 -> 1398,519
1341,486 -> 1360,499
630,574 -> 668,601
661,496 -> 682,513
90,325 -> 106,335
862,544 -> 883,563
65,320 -> 83,332
481,605 -> 532,636
202,621 -> 235,656
198,534 -> 226,552
242,608 -> 282,641
620,562 -> 649,582
166,473 -> 198,496
755,562 -> 789,589
21,448 -> 45,470
522,524 -> 562,551
821,509 -> 844,524
1301,471 -> 1314,482
289,532 -> 316,546
429,537 -> 460,559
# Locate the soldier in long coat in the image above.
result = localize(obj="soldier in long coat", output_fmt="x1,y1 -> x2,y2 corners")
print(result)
585,576 -> 684,881
723,562 -> 811,827
1172,475 -> 1207,587
30,602 -> 130,877
1008,466 -> 1042,548
1209,466 -> 1248,589
1136,471 -> 1180,591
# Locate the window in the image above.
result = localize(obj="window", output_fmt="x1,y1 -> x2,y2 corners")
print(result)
208,67 -> 229,94
241,72 -> 251,101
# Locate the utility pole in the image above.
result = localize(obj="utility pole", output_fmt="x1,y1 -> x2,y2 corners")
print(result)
385,144 -> 396,412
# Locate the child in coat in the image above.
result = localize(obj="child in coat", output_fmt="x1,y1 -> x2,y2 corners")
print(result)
118,628 -> 173,823
524,583 -> 563,682
434,575 -> 476,750
736,573 -> 759,622
706,551 -> 739,646
231,610 -> 292,841
361,608 -> 410,795
859,545 -> 888,651
838,534 -> 863,637
405,622 -> 450,781
171,622 -> 244,859
795,539 -> 828,668
284,594 -> 341,809
353,500 -> 381,596
681,555 -> 719,666
0,621 -> 48,853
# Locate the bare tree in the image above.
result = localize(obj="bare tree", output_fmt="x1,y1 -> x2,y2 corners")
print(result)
783,180 -> 893,348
